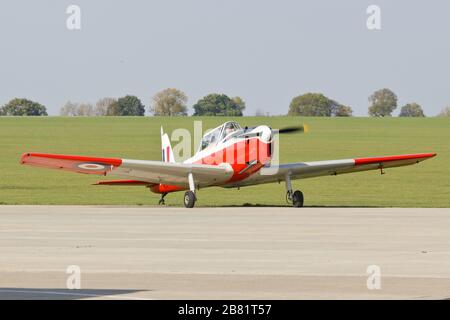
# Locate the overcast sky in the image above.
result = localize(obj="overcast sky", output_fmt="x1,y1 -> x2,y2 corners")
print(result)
0,0 -> 449,116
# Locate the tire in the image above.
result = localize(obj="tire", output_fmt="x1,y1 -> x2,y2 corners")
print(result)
292,190 -> 304,208
184,191 -> 196,208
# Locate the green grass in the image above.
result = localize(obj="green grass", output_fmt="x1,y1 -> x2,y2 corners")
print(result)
0,116 -> 449,207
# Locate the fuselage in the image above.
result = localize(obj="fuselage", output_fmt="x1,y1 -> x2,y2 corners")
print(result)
150,123 -> 273,194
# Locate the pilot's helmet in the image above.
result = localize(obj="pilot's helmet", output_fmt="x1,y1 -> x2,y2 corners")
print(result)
225,123 -> 235,135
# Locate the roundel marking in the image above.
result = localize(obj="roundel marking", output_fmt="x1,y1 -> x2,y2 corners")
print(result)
77,163 -> 106,170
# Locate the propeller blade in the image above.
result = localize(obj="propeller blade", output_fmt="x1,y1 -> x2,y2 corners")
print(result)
274,124 -> 309,134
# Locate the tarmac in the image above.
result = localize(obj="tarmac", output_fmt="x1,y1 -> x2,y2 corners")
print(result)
0,205 -> 449,299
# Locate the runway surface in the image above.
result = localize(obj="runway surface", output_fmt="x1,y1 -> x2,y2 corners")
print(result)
1,205 -> 449,300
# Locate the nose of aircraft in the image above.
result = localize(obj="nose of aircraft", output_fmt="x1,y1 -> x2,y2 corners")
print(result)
257,125 -> 273,143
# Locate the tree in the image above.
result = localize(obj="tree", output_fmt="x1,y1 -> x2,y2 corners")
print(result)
255,108 -> 265,116
151,88 -> 188,116
60,101 -> 77,116
399,103 -> 425,117
193,94 -> 245,116
232,96 -> 246,111
438,106 -> 450,117
1,98 -> 47,116
288,93 -> 335,116
59,101 -> 77,117
76,103 -> 94,116
368,88 -> 398,117
333,104 -> 353,117
109,95 -> 145,116
60,101 -> 95,116
95,97 -> 117,116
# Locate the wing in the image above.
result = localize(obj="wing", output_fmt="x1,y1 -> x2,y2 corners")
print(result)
20,152 -> 233,187
225,153 -> 437,187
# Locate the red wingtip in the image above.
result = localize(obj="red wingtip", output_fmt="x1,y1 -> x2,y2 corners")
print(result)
354,153 -> 437,165
20,152 -> 122,166
20,152 -> 30,164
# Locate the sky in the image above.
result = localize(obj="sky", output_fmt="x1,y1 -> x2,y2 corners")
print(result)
0,0 -> 449,116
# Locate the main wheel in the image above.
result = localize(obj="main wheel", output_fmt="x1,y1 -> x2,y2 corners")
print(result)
184,191 -> 196,208
292,190 -> 304,207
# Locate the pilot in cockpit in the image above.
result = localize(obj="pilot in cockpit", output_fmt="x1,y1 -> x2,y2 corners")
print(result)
224,122 -> 237,136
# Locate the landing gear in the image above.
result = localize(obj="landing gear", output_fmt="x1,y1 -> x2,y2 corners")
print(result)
285,174 -> 304,208
183,172 -> 197,208
292,190 -> 304,207
184,190 -> 196,208
158,192 -> 167,205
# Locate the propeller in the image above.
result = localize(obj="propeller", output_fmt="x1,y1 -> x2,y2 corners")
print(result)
239,124 -> 309,141
273,124 -> 309,134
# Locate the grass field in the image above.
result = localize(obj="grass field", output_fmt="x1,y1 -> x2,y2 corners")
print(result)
0,116 -> 449,207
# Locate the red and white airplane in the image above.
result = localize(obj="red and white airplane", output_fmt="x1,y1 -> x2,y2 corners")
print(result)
21,121 -> 436,208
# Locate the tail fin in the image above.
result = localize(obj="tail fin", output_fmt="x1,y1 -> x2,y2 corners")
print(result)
161,127 -> 175,163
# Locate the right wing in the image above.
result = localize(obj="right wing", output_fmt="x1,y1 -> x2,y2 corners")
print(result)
21,152 -> 234,187
226,153 -> 436,187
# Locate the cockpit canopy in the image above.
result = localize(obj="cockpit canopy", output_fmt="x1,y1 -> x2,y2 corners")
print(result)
199,121 -> 242,152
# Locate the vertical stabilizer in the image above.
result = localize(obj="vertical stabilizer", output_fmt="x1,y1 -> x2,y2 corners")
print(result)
161,127 -> 175,163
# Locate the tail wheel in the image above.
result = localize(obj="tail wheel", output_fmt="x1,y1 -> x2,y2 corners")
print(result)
184,191 -> 196,208
292,190 -> 304,208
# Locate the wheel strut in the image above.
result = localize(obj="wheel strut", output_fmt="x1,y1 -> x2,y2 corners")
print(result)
158,192 -> 168,205
285,174 -> 293,203
184,172 -> 197,208
284,174 -> 304,207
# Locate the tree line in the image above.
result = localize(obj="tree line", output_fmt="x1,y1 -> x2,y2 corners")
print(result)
288,88 -> 433,117
1,87 -> 450,117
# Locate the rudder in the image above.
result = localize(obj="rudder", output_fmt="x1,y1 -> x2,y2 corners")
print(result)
161,127 -> 175,163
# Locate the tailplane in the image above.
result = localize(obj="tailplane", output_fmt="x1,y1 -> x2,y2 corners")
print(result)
161,127 -> 175,163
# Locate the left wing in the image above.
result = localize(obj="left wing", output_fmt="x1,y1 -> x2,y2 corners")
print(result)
20,152 -> 233,187
225,153 -> 436,187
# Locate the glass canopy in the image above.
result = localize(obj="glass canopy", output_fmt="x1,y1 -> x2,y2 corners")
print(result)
199,121 -> 242,151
